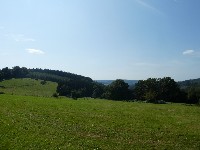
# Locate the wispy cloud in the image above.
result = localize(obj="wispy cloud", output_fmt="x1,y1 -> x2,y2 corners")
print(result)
26,48 -> 45,55
183,49 -> 200,57
183,50 -> 195,55
5,34 -> 35,42
135,0 -> 162,15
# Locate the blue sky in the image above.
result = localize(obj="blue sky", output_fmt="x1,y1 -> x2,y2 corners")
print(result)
0,0 -> 200,81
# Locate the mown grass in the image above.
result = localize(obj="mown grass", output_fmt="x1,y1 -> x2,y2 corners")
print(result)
0,94 -> 200,149
0,78 -> 57,97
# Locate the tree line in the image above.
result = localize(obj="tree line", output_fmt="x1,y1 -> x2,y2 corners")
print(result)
0,66 -> 199,104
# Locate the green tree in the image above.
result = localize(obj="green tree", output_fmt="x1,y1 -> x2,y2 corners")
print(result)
187,87 -> 200,104
135,77 -> 182,102
134,80 -> 146,100
1,67 -> 12,80
158,77 -> 180,102
92,82 -> 105,98
134,78 -> 159,101
106,79 -> 130,100
12,66 -> 28,78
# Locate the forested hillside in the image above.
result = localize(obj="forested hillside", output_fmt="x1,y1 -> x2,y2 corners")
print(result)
178,78 -> 200,88
96,80 -> 138,86
0,66 -> 104,99
178,78 -> 200,104
0,66 -> 199,104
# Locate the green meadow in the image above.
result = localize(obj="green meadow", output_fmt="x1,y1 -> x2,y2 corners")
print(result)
0,94 -> 200,150
0,78 -> 57,97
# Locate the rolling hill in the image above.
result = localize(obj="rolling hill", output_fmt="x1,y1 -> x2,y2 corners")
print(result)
0,67 -> 200,149
178,78 -> 200,89
0,78 -> 57,97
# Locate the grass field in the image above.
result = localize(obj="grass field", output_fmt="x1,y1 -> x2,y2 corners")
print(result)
0,94 -> 200,150
0,78 -> 57,97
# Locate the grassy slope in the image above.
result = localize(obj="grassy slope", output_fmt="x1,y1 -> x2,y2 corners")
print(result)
0,94 -> 200,150
0,78 -> 57,97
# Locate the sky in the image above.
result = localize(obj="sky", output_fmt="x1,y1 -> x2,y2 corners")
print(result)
0,0 -> 200,81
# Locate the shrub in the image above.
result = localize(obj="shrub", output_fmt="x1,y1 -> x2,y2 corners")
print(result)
146,99 -> 166,104
0,92 -> 5,94
41,80 -> 47,85
0,85 -> 5,88
52,93 -> 58,98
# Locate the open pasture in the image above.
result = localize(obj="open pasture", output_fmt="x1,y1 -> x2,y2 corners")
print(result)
0,78 -> 57,97
0,94 -> 200,149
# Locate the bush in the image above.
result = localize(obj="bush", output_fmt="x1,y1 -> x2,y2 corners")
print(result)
0,91 -> 5,94
41,80 -> 47,85
52,93 -> 58,98
146,99 -> 166,104
0,85 -> 5,88
156,100 -> 167,104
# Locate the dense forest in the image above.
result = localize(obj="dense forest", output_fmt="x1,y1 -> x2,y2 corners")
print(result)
0,66 -> 199,104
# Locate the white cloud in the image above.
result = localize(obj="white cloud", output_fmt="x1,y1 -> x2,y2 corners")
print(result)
26,49 -> 45,55
5,34 -> 35,42
183,50 -> 195,55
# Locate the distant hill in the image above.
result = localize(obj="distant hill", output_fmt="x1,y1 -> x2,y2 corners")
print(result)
96,80 -> 138,86
178,78 -> 200,89
0,66 -> 102,98
0,66 -> 93,84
